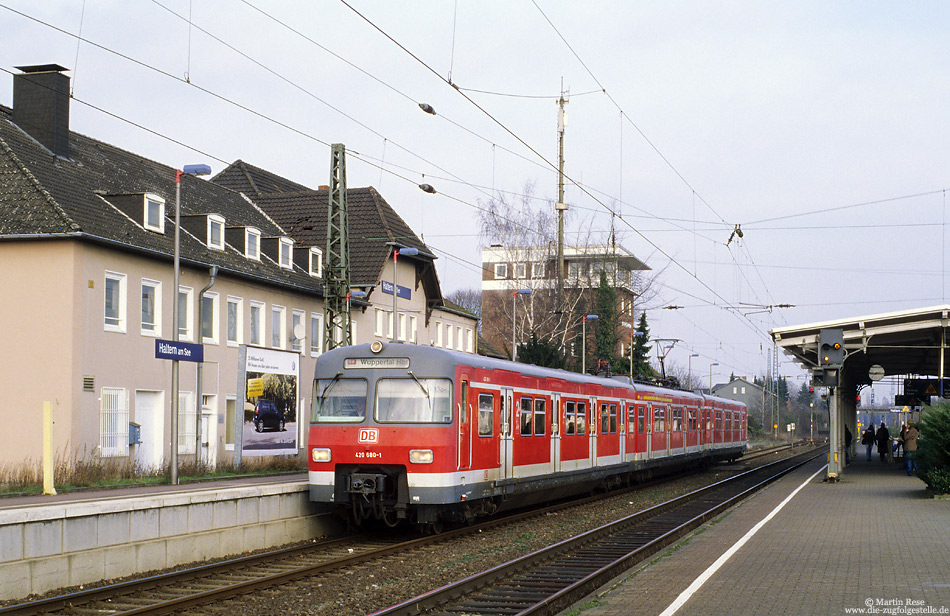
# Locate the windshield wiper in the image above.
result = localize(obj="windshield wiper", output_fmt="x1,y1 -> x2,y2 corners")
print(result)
407,370 -> 430,400
319,372 -> 343,401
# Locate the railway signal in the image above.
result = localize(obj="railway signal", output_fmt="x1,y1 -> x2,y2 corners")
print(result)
818,328 -> 845,367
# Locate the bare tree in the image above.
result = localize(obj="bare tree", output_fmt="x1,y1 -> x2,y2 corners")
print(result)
477,185 -> 663,366
445,288 -> 482,332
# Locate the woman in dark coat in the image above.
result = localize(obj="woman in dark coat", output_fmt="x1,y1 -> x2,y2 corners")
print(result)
876,422 -> 890,462
861,424 -> 876,461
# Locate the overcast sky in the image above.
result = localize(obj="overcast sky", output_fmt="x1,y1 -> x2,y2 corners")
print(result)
3,1 -> 949,394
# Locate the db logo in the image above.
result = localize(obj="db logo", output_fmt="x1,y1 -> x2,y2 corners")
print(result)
358,428 -> 379,444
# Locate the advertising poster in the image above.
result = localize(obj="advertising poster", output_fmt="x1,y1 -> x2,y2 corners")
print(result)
240,347 -> 298,457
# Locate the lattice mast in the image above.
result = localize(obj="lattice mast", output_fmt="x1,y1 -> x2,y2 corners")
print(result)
324,144 -> 352,350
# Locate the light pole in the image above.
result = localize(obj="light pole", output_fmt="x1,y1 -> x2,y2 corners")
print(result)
511,288 -> 532,361
687,353 -> 699,390
582,314 -> 598,374
391,246 -> 418,340
171,163 -> 211,485
708,362 -> 719,394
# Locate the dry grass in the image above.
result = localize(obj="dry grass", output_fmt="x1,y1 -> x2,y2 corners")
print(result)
0,448 -> 306,495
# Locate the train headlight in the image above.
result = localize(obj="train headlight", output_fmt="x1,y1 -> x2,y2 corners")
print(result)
311,448 -> 331,463
409,449 -> 433,464
370,340 -> 384,354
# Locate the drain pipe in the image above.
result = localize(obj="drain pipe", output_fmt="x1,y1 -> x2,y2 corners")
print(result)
195,265 -> 219,466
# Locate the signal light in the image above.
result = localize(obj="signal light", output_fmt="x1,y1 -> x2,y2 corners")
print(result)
818,329 -> 845,367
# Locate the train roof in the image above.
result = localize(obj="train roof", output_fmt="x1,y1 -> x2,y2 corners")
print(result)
317,343 -> 746,410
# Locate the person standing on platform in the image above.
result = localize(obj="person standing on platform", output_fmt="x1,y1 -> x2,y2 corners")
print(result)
904,421 -> 920,476
862,424 -> 876,461
844,425 -> 853,464
876,422 -> 890,462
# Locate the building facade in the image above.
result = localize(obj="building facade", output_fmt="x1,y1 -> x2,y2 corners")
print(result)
0,65 -> 476,471
480,243 -> 649,362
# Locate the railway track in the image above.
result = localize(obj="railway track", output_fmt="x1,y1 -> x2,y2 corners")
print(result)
1,445 -> 811,616
370,447 -> 823,616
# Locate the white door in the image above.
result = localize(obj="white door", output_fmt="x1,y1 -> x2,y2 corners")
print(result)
134,390 -> 164,470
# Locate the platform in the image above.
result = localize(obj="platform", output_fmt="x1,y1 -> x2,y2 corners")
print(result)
567,455 -> 950,616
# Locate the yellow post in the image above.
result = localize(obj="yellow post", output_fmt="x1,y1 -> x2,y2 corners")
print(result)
43,401 -> 56,495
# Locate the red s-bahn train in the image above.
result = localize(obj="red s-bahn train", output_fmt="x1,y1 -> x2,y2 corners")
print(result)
308,341 -> 747,529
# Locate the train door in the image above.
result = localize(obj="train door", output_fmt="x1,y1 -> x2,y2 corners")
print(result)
501,387 -> 514,479
588,396 -> 597,465
552,393 -> 562,472
645,404 -> 652,459
651,404 -> 668,457
458,378 -> 471,470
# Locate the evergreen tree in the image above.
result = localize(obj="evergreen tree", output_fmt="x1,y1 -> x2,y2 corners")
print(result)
517,331 -> 566,369
631,311 -> 652,377
593,270 -> 620,371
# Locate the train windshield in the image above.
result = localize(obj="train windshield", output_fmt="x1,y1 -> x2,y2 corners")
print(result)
312,378 -> 367,423
375,378 -> 453,424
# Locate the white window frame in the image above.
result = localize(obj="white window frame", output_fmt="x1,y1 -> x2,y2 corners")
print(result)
104,271 -> 127,333
279,237 -> 294,270
250,301 -> 265,346
310,312 -> 324,357
144,193 -> 165,233
200,291 -> 219,344
456,325 -> 463,350
309,247 -> 323,277
466,328 -> 474,353
409,315 -> 417,343
272,305 -> 286,348
435,320 -> 443,347
446,323 -> 454,350
494,263 -> 508,279
532,262 -> 545,278
397,312 -> 406,341
178,286 -> 194,341
514,263 -> 527,279
227,296 -> 243,346
352,320 -> 358,344
291,309 -> 305,352
375,308 -> 386,337
141,279 -> 161,337
207,214 -> 225,250
100,387 -> 129,457
246,227 -> 261,261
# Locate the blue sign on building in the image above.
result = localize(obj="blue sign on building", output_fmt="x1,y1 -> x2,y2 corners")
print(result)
155,339 -> 204,363
380,280 -> 411,299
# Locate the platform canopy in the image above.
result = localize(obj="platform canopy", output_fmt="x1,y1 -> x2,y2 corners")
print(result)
771,304 -> 950,387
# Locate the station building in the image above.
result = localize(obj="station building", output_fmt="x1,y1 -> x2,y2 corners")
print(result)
480,243 -> 649,361
0,65 -> 476,472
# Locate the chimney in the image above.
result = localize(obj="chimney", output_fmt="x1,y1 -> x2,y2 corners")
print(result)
13,64 -> 70,158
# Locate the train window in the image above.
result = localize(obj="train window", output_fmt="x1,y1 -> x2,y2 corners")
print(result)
565,401 -> 576,435
609,404 -> 617,434
600,403 -> 609,434
576,402 -> 586,435
627,405 -> 636,434
637,405 -> 646,433
478,393 -> 493,436
673,408 -> 683,431
312,378 -> 367,422
654,406 -> 666,432
461,381 -> 468,424
715,411 -> 722,431
520,397 -> 533,435
688,408 -> 697,431
534,399 -> 546,436
375,378 -> 453,423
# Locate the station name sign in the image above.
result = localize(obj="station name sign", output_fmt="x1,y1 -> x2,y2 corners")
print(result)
380,280 -> 411,299
155,339 -> 204,363
344,357 -> 410,369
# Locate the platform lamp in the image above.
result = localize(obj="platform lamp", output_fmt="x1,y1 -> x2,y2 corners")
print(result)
391,247 -> 418,341
511,289 -> 532,361
708,362 -> 719,394
582,314 -> 598,373
170,163 -> 211,486
687,353 -> 699,390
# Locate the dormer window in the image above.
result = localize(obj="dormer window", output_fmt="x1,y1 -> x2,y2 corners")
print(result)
246,227 -> 261,260
309,247 -> 323,277
144,194 -> 164,233
207,215 -> 225,250
279,237 -> 294,269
